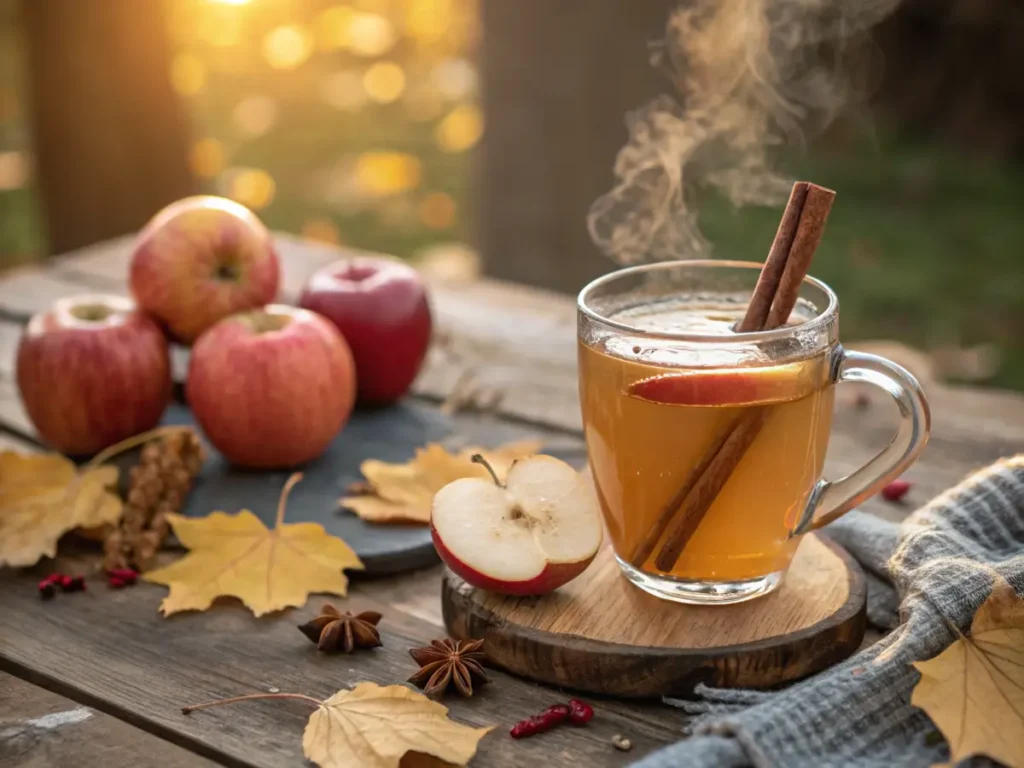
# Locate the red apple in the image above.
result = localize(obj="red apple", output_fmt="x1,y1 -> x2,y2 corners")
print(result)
431,455 -> 603,596
129,196 -> 280,343
16,295 -> 172,455
187,305 -> 355,468
299,256 -> 431,404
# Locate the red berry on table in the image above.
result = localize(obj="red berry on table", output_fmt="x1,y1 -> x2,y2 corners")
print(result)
881,479 -> 912,502
38,579 -> 57,600
568,698 -> 594,725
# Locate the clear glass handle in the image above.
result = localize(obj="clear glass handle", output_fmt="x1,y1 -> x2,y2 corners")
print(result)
790,349 -> 931,536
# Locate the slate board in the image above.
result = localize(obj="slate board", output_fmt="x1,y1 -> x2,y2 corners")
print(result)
156,400 -> 578,575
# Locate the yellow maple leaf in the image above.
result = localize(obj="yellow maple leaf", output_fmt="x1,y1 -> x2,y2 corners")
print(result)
0,451 -> 122,568
183,682 -> 491,768
341,440 -> 542,524
912,574 -> 1024,768
145,473 -> 363,617
303,683 -> 492,768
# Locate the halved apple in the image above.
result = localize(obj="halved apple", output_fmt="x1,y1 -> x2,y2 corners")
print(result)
431,455 -> 602,596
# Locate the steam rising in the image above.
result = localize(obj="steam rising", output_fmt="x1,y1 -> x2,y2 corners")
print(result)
588,0 -> 900,265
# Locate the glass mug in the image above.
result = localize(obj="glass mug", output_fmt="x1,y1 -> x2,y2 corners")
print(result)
577,261 -> 930,605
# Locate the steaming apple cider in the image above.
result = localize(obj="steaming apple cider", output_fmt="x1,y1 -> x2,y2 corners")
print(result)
579,300 -> 834,584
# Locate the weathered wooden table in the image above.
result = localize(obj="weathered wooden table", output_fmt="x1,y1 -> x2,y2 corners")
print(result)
2,236 -> 1023,767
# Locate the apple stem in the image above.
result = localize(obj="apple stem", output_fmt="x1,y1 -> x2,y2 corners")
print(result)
182,692 -> 322,715
86,426 -> 196,468
470,454 -> 502,487
275,473 -> 304,527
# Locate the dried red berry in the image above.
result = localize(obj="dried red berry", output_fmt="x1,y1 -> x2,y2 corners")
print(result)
106,568 -> 138,586
59,575 -> 86,593
568,698 -> 594,725
881,479 -> 912,503
38,579 -> 57,600
108,577 -> 128,589
43,572 -> 63,585
509,704 -> 570,739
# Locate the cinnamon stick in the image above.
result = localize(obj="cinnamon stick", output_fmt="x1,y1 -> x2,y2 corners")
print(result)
641,182 -> 835,574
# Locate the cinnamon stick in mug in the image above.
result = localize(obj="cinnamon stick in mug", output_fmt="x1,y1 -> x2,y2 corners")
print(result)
639,182 -> 835,573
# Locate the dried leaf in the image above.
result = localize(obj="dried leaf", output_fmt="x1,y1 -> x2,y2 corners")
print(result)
341,440 -> 542,524
912,575 -> 1024,768
303,683 -> 492,768
0,451 -> 122,567
145,474 -> 363,617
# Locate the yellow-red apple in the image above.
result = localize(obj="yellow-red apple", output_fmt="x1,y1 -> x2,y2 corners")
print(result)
129,196 -> 280,343
16,295 -> 172,455
186,305 -> 355,468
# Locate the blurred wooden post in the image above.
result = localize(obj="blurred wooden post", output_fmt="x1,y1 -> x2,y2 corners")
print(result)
22,0 -> 195,255
476,0 -> 676,294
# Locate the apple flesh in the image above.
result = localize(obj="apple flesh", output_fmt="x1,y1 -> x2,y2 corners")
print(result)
628,367 -> 819,407
16,295 -> 172,456
431,455 -> 603,596
299,256 -> 431,404
130,195 -> 280,343
186,304 -> 355,469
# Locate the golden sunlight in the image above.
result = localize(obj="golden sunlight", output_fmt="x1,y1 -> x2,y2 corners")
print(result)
354,152 -> 422,196
263,25 -> 313,70
434,105 -> 483,153
363,62 -> 406,103
207,0 -> 252,5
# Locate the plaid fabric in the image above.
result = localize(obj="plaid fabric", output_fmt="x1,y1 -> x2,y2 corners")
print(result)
633,456 -> 1024,768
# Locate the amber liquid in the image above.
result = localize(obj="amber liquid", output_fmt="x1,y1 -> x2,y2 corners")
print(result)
579,304 -> 834,582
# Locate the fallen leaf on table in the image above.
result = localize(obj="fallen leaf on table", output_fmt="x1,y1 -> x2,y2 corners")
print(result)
304,683 -> 492,768
182,682 -> 492,768
911,574 -> 1024,768
145,473 -> 362,617
341,440 -> 542,524
0,450 -> 122,568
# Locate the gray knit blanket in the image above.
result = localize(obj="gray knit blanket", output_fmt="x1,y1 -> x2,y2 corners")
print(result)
633,455 -> 1024,768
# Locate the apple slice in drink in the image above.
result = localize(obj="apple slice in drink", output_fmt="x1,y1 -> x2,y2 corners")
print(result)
431,455 -> 603,596
628,366 -> 822,407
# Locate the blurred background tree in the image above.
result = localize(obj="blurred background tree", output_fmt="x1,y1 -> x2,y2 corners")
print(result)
0,0 -> 1020,389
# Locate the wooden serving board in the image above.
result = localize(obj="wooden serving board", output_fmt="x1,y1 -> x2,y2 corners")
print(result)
442,533 -> 866,697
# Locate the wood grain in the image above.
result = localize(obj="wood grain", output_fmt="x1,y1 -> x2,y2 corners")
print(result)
0,552 -> 686,768
442,534 -> 865,697
0,672 -> 214,768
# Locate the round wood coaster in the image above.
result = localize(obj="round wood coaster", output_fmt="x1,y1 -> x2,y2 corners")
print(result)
442,533 -> 866,697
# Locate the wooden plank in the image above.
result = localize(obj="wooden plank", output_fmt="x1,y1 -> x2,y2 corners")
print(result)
0,552 -> 686,768
0,671 -> 214,768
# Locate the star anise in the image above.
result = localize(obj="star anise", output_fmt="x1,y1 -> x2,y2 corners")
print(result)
297,603 -> 382,653
408,638 -> 488,698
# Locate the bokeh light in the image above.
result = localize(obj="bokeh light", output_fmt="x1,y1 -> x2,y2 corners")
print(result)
209,0 -> 251,5
0,151 -> 29,191
363,62 -> 406,103
302,218 -> 342,245
406,0 -> 451,45
354,152 -> 422,196
348,13 -> 397,57
189,138 -> 226,178
434,105 -> 483,152
314,6 -> 356,51
232,95 -> 278,138
263,25 -> 313,70
432,58 -> 477,100
418,191 -> 456,229
170,53 -> 206,96
222,167 -> 276,209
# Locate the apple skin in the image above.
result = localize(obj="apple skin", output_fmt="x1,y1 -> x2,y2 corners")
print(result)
299,256 -> 431,405
16,295 -> 172,456
186,305 -> 356,469
129,195 -> 280,344
431,521 -> 596,596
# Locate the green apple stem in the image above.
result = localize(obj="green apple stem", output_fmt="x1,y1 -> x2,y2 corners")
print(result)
276,473 -> 304,527
470,454 -> 502,487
